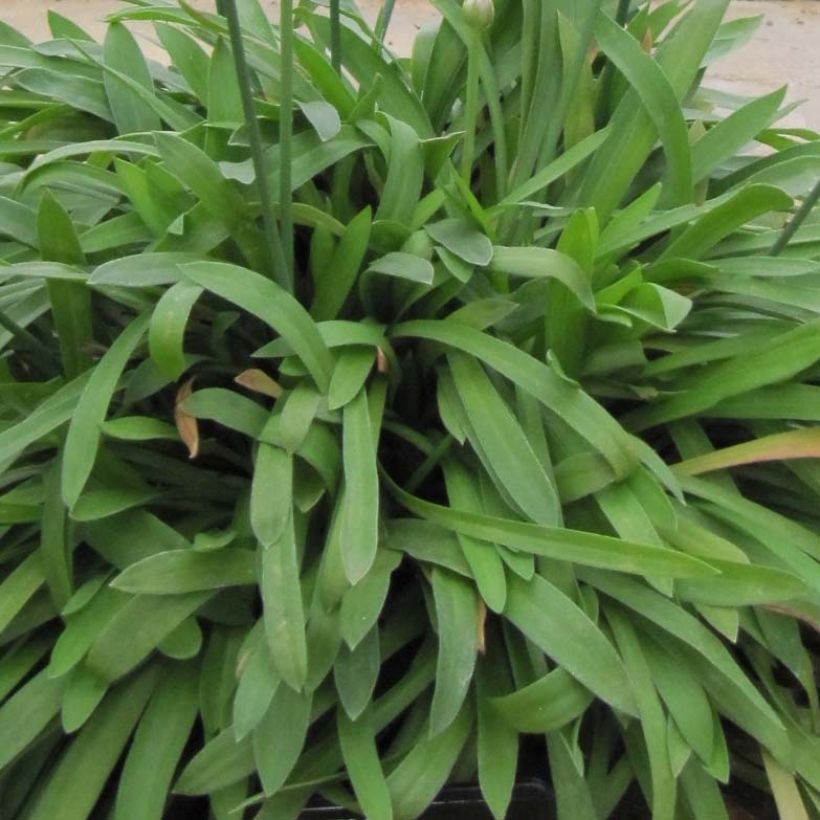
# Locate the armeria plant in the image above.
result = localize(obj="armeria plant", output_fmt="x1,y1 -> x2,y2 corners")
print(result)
0,0 -> 819,818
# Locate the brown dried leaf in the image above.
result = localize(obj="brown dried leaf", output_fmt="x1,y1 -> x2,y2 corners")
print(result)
175,378 -> 199,459
375,347 -> 389,375
234,368 -> 283,399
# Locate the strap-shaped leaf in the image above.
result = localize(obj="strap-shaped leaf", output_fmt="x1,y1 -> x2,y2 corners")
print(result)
595,10 -> 691,207
430,567 -> 478,736
505,574 -> 637,716
62,312 -> 150,509
111,549 -> 256,594
253,684 -> 311,795
392,319 -> 636,474
340,388 -> 380,583
387,475 -> 716,578
260,517 -> 308,691
183,261 -> 333,392
338,707 -> 393,820
113,661 -> 199,820
449,352 -> 561,526
103,22 -> 162,134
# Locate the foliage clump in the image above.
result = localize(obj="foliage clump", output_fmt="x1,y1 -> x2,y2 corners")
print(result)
0,1 -> 819,819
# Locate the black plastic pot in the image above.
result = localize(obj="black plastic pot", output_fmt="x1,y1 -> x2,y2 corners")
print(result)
299,779 -> 555,819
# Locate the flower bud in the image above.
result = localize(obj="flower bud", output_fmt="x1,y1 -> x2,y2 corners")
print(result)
463,0 -> 494,30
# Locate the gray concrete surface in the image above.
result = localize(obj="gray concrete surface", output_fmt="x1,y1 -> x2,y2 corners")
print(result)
1,1 -> 819,131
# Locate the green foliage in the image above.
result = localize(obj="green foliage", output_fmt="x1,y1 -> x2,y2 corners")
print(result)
0,1 -> 818,818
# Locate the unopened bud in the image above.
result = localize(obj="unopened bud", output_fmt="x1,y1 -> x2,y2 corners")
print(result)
463,0 -> 494,30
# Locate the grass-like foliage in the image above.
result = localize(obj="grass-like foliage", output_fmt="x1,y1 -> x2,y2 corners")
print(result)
0,0 -> 819,818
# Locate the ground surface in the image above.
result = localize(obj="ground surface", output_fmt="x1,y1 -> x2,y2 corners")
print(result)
2,0 -> 820,130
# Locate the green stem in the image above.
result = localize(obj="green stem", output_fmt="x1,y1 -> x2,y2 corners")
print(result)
771,178 -> 820,257
223,0 -> 290,290
280,0 -> 294,279
376,0 -> 396,45
0,308 -> 53,361
462,28 -> 481,184
330,0 -> 341,73
405,435 -> 454,494
215,0 -> 228,15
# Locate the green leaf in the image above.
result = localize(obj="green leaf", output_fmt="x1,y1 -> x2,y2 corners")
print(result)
61,664 -> 108,732
328,347 -> 375,411
185,388 -> 267,439
594,10 -> 691,206
148,280 -> 203,380
658,184 -> 792,262
475,646 -> 517,820
496,127 -> 611,210
429,567 -> 477,736
387,477 -> 716,578
37,190 -> 92,379
504,573 -> 637,716
89,253 -> 203,287
111,549 -> 256,594
441,458 -> 507,612
490,666 -> 592,734
234,625 -> 280,741
0,551 -> 45,635
101,416 -> 180,442
341,388 -> 380,584
279,383 -> 323,452
207,38 -> 243,127
47,10 -> 94,40
338,707 -> 393,820
155,135 -> 264,269
607,605 -> 676,820
48,585 -> 128,678
104,22 -> 162,134
425,218 -> 492,266
627,317 -> 820,430
391,320 -> 636,474
155,23 -> 210,102
340,549 -> 402,649
489,246 -> 595,311
27,667 -> 156,820
643,639 -> 715,766
183,261 -> 333,392
449,352 -> 561,525
61,312 -> 150,509
367,252 -> 435,285
260,518 -> 308,691
253,684 -> 311,795
114,661 -> 199,820
251,442 -> 293,548
334,625 -> 381,721
386,700 -> 474,820
299,100 -> 342,142
691,87 -> 786,182
174,729 -> 254,796
14,68 -> 112,122
580,568 -> 791,761
0,669 -> 64,770
580,0 -> 729,220
376,116 -> 424,226
86,592 -> 209,683
311,206 -> 372,321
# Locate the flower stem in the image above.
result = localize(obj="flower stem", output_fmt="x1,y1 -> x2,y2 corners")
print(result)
330,0 -> 341,73
461,27 -> 480,184
223,0 -> 290,289
771,178 -> 820,257
280,0 -> 294,279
